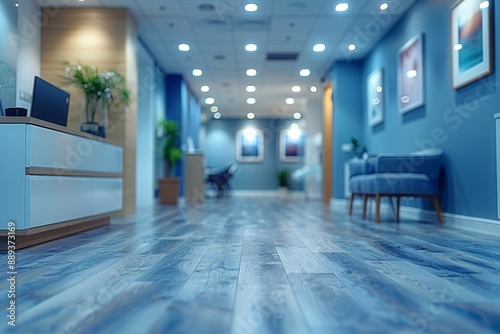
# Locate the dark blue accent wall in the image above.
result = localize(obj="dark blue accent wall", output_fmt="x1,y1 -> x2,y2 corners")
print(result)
331,0 -> 500,219
166,75 -> 201,196
204,118 -> 304,190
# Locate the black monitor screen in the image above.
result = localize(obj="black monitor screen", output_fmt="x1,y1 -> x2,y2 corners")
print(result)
0,92 -> 4,117
30,76 -> 70,126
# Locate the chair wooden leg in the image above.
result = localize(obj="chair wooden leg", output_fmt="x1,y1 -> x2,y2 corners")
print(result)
432,196 -> 445,223
375,194 -> 381,223
396,196 -> 401,222
349,193 -> 355,215
362,195 -> 368,219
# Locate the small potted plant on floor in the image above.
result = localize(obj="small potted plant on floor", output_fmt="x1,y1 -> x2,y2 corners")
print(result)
277,168 -> 291,198
157,120 -> 182,204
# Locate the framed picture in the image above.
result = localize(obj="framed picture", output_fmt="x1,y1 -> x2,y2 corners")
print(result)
398,34 -> 425,114
367,68 -> 384,127
279,129 -> 306,163
235,128 -> 264,162
451,0 -> 493,89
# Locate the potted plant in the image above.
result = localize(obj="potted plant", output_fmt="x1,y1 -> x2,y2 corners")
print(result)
62,61 -> 131,138
277,168 -> 291,198
157,120 -> 182,204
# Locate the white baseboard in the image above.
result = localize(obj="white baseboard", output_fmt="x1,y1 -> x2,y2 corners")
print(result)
331,198 -> 500,235
232,190 -> 277,197
233,190 -> 306,199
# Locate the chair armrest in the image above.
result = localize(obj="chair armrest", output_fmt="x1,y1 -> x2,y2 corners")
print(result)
349,159 -> 366,178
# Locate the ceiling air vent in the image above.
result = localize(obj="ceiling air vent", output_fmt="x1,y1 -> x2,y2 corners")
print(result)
202,19 -> 230,28
267,53 -> 299,61
234,19 -> 269,31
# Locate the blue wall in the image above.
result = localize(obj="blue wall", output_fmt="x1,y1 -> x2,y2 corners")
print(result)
204,118 -> 304,190
332,61 -> 364,198
331,0 -> 500,219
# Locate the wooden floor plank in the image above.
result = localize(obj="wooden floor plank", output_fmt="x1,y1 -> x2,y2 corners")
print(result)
231,285 -> 310,334
276,246 -> 331,274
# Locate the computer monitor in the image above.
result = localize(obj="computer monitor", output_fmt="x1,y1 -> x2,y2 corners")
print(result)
30,76 -> 70,126
0,93 -> 4,117
0,85 -> 4,117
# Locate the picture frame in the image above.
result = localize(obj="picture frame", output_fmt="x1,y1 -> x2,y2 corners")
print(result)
398,34 -> 425,114
235,128 -> 264,162
367,68 -> 384,127
451,0 -> 493,89
279,128 -> 306,163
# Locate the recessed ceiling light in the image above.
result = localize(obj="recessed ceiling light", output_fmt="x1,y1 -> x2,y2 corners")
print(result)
246,85 -> 256,93
313,44 -> 326,52
285,98 -> 295,105
205,97 -> 215,104
292,85 -> 301,92
299,69 -> 310,77
211,106 -> 219,112
201,85 -> 210,92
245,44 -> 257,52
78,0 -> 84,2
406,70 -> 417,78
192,69 -> 203,76
480,1 -> 489,9
310,86 -> 318,92
335,3 -> 349,12
380,3 -> 389,10
247,97 -> 256,105
376,86 -> 383,93
348,44 -> 356,51
214,112 -> 222,119
247,112 -> 255,119
14,2 -> 20,6
245,3 -> 258,12
291,123 -> 299,130
178,44 -> 190,51
246,69 -> 257,76
293,112 -> 302,120
454,44 -> 463,51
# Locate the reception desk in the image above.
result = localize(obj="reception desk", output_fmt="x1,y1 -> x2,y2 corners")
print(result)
0,118 -> 123,249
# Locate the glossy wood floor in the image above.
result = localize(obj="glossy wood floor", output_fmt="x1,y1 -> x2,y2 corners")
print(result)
1,197 -> 500,333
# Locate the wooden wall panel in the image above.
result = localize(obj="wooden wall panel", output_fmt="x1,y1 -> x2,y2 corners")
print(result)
322,84 -> 333,204
41,8 -> 137,216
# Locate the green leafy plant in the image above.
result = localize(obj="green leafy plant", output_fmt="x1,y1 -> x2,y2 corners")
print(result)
277,168 -> 291,188
157,120 -> 182,177
61,61 -> 131,122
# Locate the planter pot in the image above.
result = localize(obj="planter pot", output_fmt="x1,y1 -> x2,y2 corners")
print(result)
278,186 -> 289,199
159,177 -> 180,204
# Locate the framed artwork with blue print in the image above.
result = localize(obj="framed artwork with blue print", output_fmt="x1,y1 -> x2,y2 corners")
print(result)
451,0 -> 493,89
235,128 -> 264,162
367,68 -> 384,127
279,128 -> 306,163
398,34 -> 425,114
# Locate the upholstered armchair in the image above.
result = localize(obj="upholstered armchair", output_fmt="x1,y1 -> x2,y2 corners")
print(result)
348,149 -> 444,223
